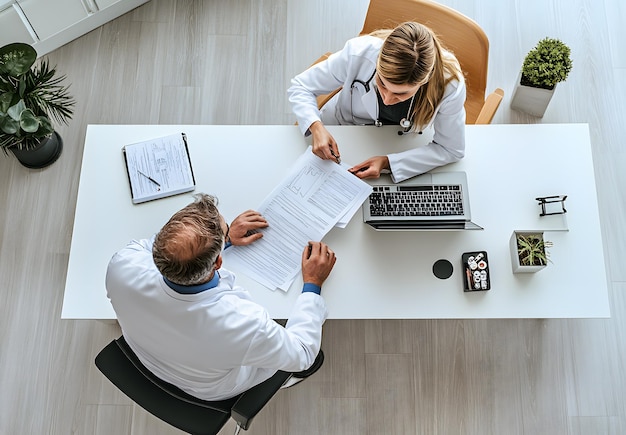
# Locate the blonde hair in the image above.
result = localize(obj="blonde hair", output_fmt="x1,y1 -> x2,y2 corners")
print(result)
373,22 -> 463,130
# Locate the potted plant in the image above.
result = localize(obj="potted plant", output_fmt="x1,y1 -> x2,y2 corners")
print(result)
510,37 -> 573,117
0,42 -> 75,168
510,231 -> 552,273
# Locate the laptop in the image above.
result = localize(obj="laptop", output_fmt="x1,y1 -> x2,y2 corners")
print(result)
362,171 -> 483,231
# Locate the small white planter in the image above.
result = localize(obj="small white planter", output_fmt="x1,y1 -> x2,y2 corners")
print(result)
510,73 -> 556,118
510,231 -> 547,274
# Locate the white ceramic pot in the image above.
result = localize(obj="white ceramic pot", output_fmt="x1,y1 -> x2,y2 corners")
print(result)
510,231 -> 547,274
510,73 -> 556,118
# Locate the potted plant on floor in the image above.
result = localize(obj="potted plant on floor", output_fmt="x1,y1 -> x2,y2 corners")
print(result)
0,42 -> 75,168
510,231 -> 553,273
510,37 -> 573,117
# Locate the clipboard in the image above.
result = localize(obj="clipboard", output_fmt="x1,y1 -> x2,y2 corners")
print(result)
122,133 -> 196,204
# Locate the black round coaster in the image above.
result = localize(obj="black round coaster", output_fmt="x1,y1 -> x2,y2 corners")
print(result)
432,259 -> 453,279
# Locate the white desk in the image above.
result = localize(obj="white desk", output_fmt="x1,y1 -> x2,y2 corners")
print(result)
62,124 -> 610,319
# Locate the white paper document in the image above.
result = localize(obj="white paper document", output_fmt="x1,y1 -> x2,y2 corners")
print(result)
123,133 -> 195,203
223,147 -> 372,291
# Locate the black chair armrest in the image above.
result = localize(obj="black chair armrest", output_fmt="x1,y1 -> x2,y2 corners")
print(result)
230,370 -> 291,430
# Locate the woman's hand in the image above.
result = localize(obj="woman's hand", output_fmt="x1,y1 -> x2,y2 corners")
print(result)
309,121 -> 341,163
348,156 -> 390,179
228,210 -> 268,246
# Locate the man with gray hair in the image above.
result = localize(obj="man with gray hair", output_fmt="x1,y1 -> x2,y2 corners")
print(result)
106,193 -> 336,401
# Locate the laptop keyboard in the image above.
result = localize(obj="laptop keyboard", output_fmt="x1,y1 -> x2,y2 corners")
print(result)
368,184 -> 464,217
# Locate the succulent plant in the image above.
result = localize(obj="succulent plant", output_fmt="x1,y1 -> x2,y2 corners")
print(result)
520,38 -> 573,89
516,233 -> 552,266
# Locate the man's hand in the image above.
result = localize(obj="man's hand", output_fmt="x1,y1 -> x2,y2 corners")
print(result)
309,121 -> 341,163
301,241 -> 337,287
348,155 -> 390,179
228,210 -> 268,246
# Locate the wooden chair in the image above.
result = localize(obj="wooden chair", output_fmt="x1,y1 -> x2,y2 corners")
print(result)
311,0 -> 504,124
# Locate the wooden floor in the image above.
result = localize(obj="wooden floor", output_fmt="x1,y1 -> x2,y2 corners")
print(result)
1,0 -> 625,433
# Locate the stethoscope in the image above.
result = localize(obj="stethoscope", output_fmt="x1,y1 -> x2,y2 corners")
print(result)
349,69 -> 416,135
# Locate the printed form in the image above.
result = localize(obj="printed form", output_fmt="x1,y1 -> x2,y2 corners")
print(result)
123,133 -> 195,203
223,147 -> 372,291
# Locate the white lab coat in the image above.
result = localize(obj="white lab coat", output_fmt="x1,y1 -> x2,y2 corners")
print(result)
288,35 -> 467,183
106,237 -> 327,401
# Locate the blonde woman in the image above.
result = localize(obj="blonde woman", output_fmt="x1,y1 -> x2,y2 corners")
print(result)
288,22 -> 466,182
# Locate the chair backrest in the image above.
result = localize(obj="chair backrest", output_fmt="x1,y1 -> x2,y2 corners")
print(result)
95,337 -> 234,435
359,0 -> 490,123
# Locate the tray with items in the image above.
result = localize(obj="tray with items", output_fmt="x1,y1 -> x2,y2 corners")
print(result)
462,251 -> 490,292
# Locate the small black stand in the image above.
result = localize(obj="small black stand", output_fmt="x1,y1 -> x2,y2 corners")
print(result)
536,195 -> 567,216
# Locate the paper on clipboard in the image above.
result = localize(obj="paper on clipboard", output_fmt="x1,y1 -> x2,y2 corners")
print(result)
123,133 -> 195,204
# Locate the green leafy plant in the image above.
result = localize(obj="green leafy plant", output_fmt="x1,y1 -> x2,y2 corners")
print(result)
0,43 -> 75,153
516,233 -> 552,266
520,37 -> 573,89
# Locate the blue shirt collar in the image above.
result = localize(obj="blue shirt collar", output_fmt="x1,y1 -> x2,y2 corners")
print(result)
163,272 -> 220,294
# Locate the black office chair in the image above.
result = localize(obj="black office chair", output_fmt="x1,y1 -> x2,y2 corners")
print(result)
95,336 -> 296,435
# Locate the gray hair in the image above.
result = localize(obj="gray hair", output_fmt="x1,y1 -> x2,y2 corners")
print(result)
152,193 -> 224,285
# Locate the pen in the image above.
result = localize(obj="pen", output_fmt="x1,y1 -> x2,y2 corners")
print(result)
349,167 -> 367,174
137,169 -> 161,187
329,146 -> 341,164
